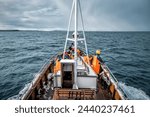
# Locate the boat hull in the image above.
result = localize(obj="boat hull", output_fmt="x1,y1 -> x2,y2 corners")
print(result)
21,54 -> 127,100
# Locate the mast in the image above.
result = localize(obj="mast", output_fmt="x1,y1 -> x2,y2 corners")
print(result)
73,0 -> 78,89
63,0 -> 89,89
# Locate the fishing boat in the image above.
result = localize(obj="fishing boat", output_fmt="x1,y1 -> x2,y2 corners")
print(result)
21,0 -> 128,100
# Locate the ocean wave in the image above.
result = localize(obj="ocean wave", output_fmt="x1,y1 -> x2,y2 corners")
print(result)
7,83 -> 31,100
118,82 -> 150,100
1,47 -> 16,52
23,46 -> 42,51
14,56 -> 43,64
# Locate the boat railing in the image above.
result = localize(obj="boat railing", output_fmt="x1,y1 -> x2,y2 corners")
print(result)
32,53 -> 58,81
102,64 -> 129,99
103,64 -> 118,83
79,56 -> 90,74
117,86 -> 128,99
39,56 -> 54,73
21,53 -> 58,99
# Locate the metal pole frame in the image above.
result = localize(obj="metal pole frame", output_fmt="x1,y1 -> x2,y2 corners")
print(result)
63,0 -> 89,89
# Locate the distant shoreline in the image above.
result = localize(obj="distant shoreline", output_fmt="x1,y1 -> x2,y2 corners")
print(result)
0,30 -> 20,31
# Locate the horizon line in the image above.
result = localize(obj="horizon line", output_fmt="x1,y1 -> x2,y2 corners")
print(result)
0,29 -> 150,32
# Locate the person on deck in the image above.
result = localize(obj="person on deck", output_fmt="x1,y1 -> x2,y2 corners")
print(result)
57,53 -> 63,61
64,52 -> 70,59
99,69 -> 110,90
96,49 -> 104,64
91,49 -> 104,74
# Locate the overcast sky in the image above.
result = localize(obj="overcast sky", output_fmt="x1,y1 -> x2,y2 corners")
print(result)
0,0 -> 150,31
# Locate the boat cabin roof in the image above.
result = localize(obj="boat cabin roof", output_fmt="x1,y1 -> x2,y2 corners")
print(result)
60,59 -> 75,64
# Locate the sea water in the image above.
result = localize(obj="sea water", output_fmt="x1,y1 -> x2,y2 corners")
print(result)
0,31 -> 150,99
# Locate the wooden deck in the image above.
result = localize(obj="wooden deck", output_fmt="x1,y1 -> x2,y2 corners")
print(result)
52,80 -> 112,100
53,88 -> 95,100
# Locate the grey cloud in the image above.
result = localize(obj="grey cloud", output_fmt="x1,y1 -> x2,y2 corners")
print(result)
0,0 -> 64,30
80,0 -> 150,31
0,0 -> 149,31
